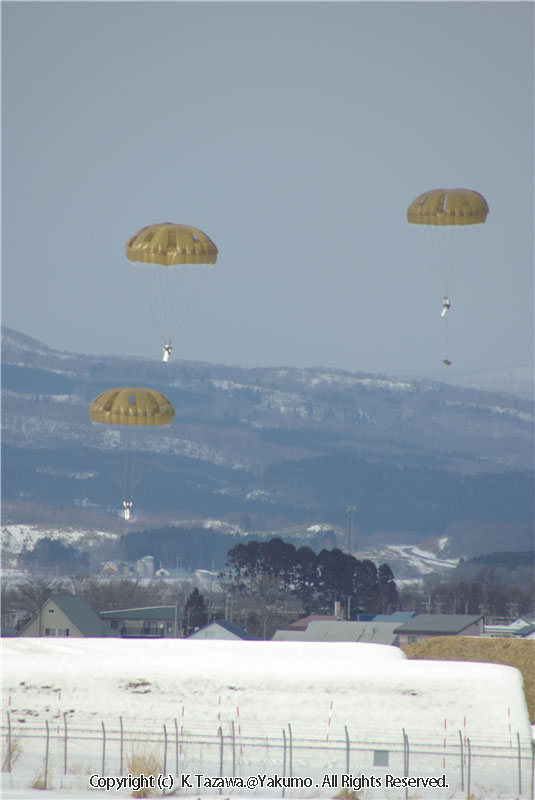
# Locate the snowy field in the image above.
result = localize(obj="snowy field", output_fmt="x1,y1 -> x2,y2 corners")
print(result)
2,639 -> 533,799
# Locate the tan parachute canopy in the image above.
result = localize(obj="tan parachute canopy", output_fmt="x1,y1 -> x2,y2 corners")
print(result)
126,223 -> 218,266
407,189 -> 489,226
89,388 -> 175,426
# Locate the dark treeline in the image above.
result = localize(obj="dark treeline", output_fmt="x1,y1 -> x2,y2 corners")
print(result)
121,526 -> 243,570
264,453 -> 534,533
456,551 -> 535,583
19,538 -> 90,574
225,537 -> 400,617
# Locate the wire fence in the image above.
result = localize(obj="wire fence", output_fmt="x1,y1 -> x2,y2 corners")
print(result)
2,712 -> 535,798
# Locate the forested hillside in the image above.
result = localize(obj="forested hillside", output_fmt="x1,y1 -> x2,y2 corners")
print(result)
2,327 -> 533,556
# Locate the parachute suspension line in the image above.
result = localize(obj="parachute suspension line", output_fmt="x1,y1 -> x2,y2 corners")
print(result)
167,266 -> 212,348
442,309 -> 451,366
446,224 -> 483,297
407,189 -> 489,366
124,432 -> 147,504
112,430 -> 145,508
129,451 -> 146,503
126,223 -> 218,358
89,387 -> 175,520
411,224 -> 447,297
113,437 -> 134,506
133,265 -> 169,348
132,262 -> 213,355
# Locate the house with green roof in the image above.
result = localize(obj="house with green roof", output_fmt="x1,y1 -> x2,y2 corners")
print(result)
18,594 -> 106,638
99,606 -> 183,638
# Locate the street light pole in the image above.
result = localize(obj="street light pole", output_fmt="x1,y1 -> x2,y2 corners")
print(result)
346,505 -> 356,554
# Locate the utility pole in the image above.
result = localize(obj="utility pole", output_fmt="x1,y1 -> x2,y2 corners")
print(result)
346,505 -> 356,555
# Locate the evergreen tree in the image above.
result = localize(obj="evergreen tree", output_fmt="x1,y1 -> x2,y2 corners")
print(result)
355,559 -> 380,614
316,548 -> 358,612
377,563 -> 400,613
259,538 -> 297,587
226,541 -> 262,590
184,588 -> 208,635
294,546 -> 319,608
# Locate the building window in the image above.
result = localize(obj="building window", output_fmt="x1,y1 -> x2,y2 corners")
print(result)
48,608 -> 55,613
44,627 -> 70,637
407,635 -> 420,643
111,620 -> 119,629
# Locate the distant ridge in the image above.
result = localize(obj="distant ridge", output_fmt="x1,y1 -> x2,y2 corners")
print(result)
2,326 -> 533,555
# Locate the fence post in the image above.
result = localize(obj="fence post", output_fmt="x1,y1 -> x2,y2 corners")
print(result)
458,730 -> 464,792
174,718 -> 179,778
120,717 -> 124,775
63,713 -> 68,774
466,737 -> 471,800
6,711 -> 12,773
231,720 -> 236,777
402,729 -> 409,800
344,725 -> 350,774
101,721 -> 106,775
163,724 -> 168,795
516,731 -> 521,798
44,719 -> 50,790
282,729 -> 287,799
218,726 -> 224,794
288,723 -> 293,777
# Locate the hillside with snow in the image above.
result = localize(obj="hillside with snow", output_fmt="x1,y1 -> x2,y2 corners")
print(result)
2,326 -> 534,561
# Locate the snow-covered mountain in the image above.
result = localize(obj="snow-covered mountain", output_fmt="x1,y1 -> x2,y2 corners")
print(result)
2,327 -> 533,556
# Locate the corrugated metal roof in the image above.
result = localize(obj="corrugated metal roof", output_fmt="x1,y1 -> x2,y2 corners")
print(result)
272,620 -> 400,645
394,614 -> 483,634
286,614 -> 340,630
99,606 -> 181,621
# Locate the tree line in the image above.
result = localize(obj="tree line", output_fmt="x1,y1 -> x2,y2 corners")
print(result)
4,542 -> 532,640
225,538 -> 400,617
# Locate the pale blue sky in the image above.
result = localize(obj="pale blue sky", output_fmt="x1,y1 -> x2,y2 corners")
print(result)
2,1 -> 533,380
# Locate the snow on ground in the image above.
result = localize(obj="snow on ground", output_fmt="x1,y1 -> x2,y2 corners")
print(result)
387,545 -> 458,574
2,639 -> 532,799
357,544 -> 459,583
273,368 -> 418,393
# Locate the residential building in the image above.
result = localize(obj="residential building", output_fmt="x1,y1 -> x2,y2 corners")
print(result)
188,619 -> 254,640
272,620 -> 402,645
18,594 -> 105,638
483,616 -> 535,639
394,614 -> 484,646
99,606 -> 182,638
